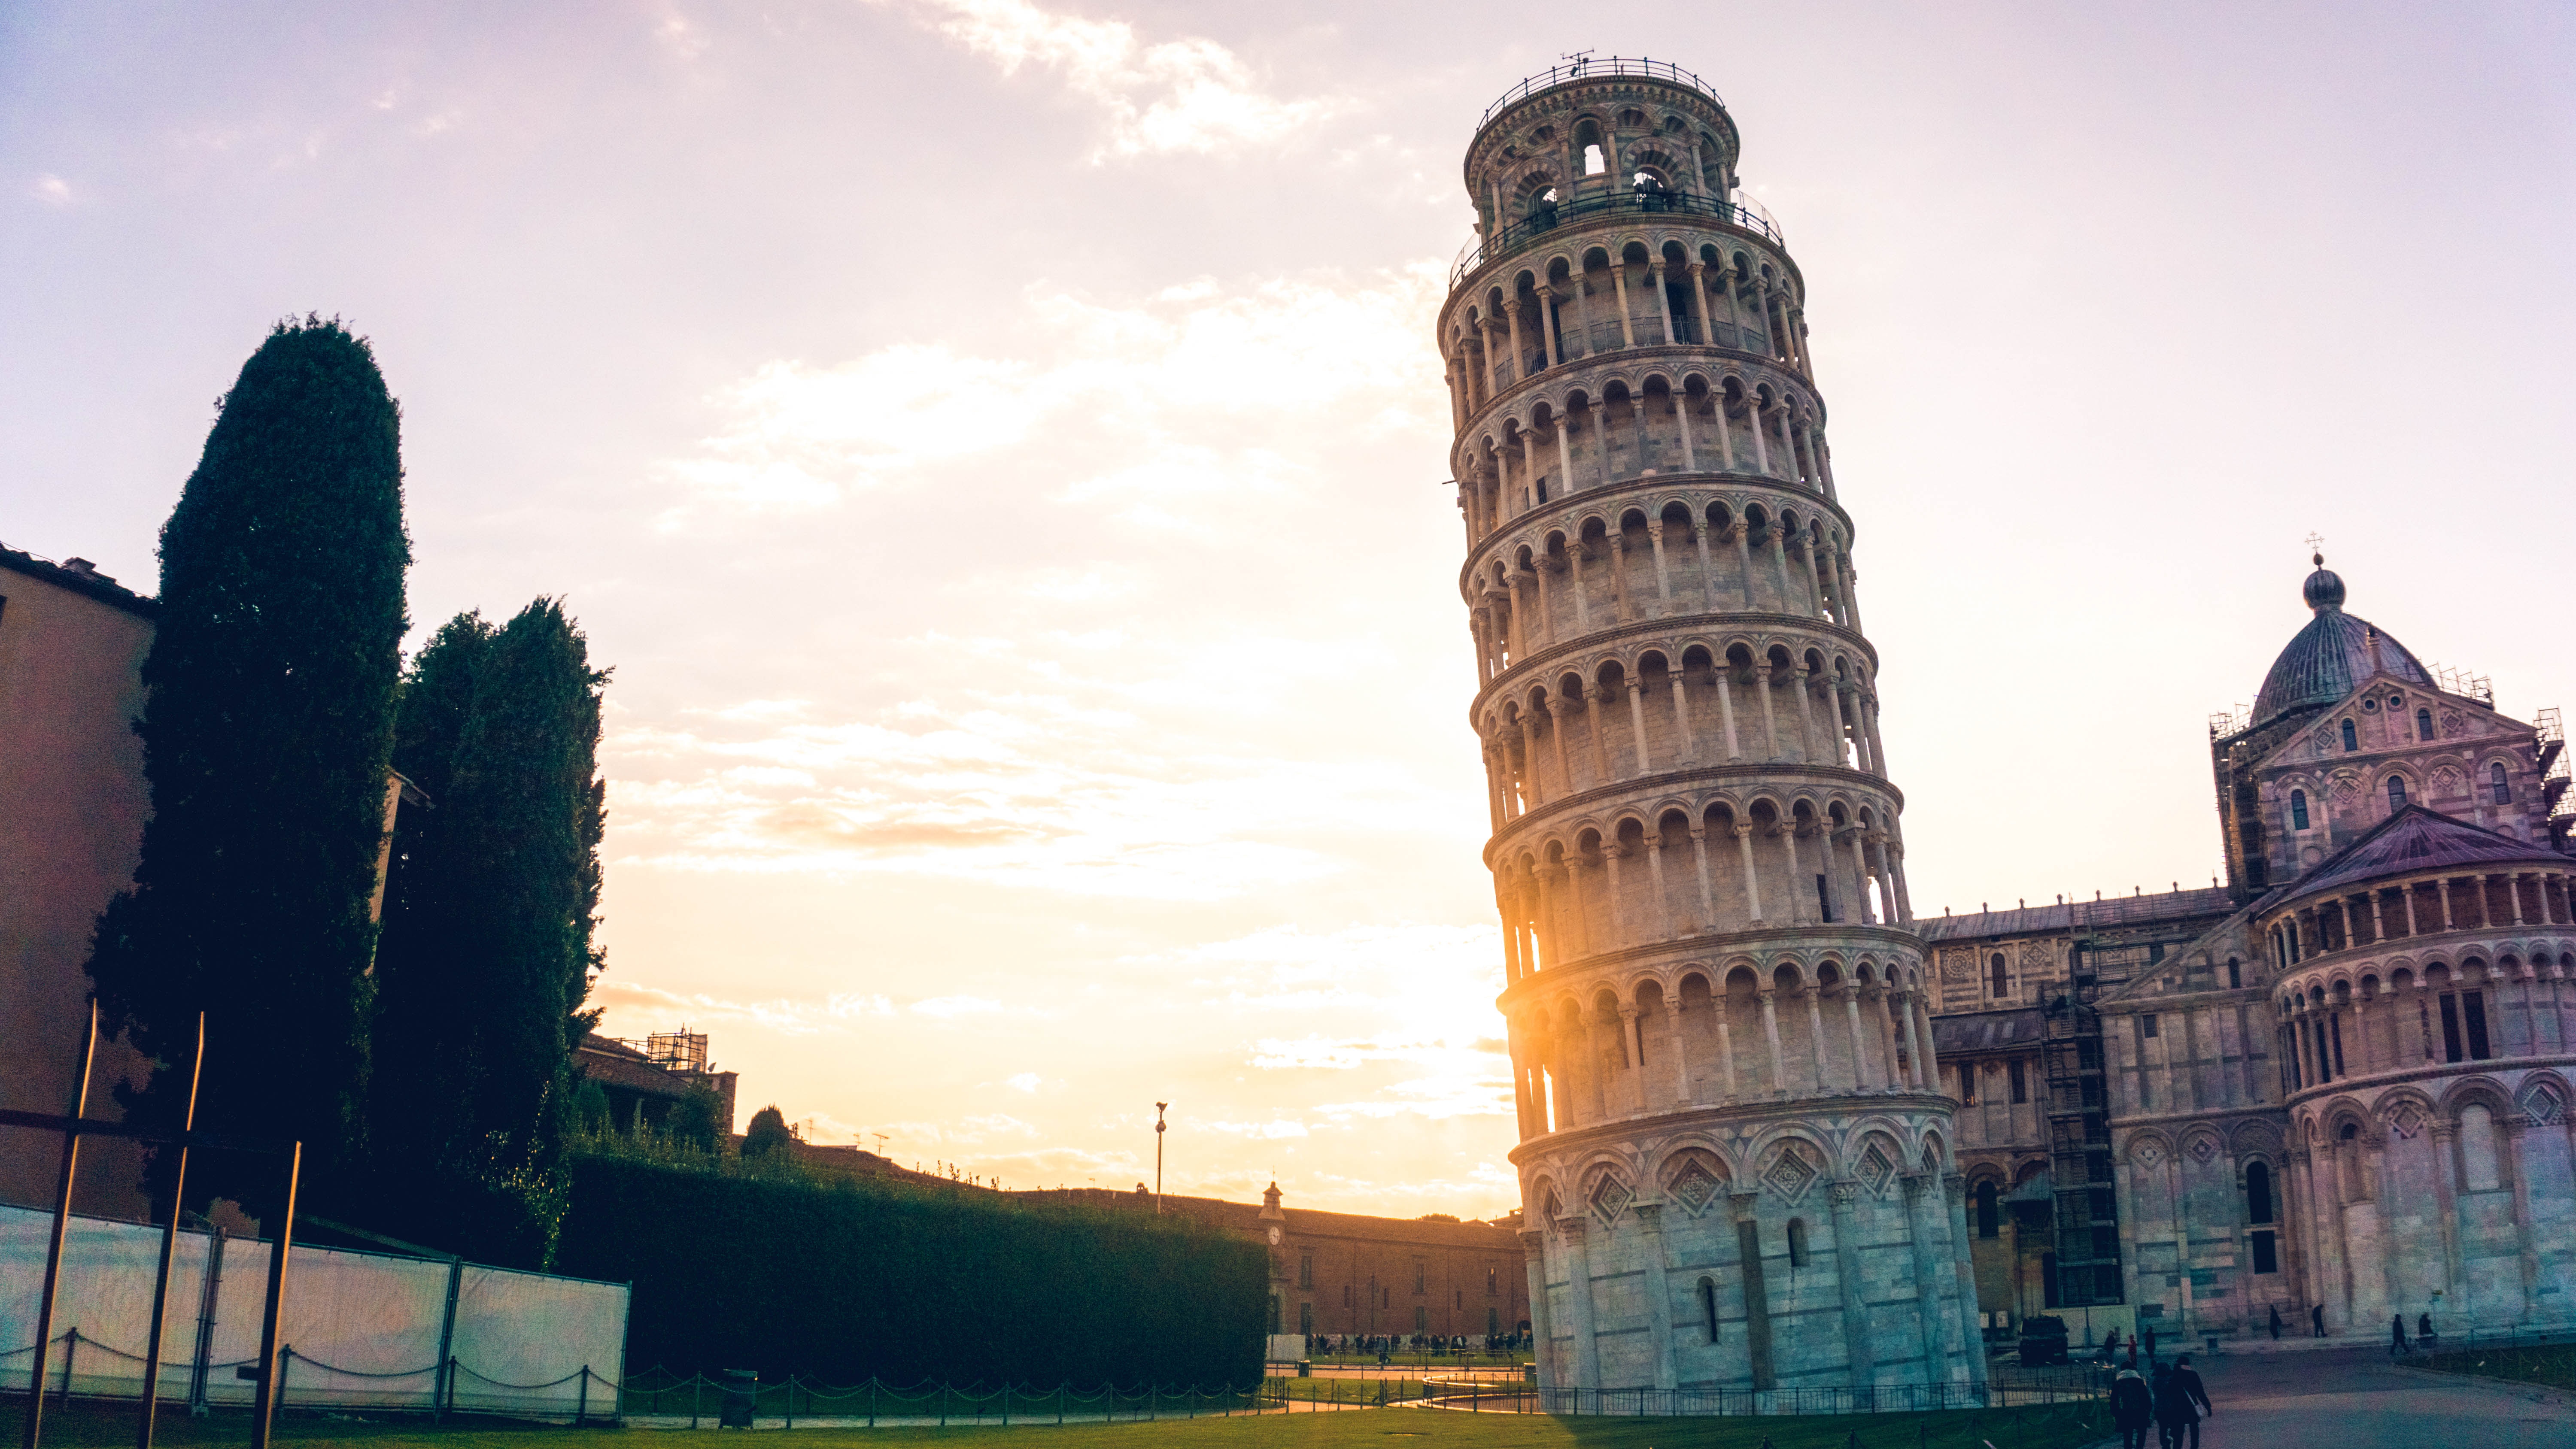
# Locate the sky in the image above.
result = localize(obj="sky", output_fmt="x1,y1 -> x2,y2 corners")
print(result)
6,1 -> 2573,1219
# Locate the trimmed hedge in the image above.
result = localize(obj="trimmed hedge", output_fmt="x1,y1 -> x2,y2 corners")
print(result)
556,1156 -> 1266,1387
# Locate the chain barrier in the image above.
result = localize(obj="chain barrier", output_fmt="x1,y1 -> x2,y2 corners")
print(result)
0,1329 -> 605,1424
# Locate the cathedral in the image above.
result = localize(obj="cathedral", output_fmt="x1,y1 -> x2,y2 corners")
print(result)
1928,553 -> 2576,1346
1438,59 -> 2575,1403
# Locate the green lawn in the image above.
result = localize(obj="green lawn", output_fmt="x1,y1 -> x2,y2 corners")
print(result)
2421,1340 -> 2576,1392
12,1397 -> 2108,1449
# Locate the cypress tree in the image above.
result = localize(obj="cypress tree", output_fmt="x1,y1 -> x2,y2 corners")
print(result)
86,318 -> 409,1220
355,599 -> 606,1264
360,612 -> 492,1223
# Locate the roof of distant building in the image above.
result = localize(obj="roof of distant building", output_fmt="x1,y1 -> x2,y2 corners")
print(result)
0,542 -> 156,617
1931,1007 -> 2047,1055
1022,1188 -> 1522,1249
2267,805 -> 2571,914
573,1033 -> 703,1099
1914,887 -> 2236,943
2251,557 -> 2430,728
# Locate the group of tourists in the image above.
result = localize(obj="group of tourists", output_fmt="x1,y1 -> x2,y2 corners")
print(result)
2108,1352 -> 2211,1449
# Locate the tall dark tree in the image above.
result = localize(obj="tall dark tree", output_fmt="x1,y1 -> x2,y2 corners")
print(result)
359,613 -> 492,1222
356,599 -> 607,1265
86,318 -> 409,1220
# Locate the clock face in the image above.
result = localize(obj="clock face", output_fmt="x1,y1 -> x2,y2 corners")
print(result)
1268,1226 -> 1282,1244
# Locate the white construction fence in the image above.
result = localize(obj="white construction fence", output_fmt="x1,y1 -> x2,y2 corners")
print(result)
0,1203 -> 627,1419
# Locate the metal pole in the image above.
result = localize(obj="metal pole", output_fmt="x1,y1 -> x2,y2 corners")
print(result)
432,1258 -> 462,1419
247,1141 -> 300,1449
23,1000 -> 99,1449
137,1013 -> 205,1449
1154,1103 -> 1167,1214
187,1228 -> 225,1416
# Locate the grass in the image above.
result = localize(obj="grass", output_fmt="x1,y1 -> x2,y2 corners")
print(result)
9,1396 -> 2108,1449
2420,1340 -> 2576,1392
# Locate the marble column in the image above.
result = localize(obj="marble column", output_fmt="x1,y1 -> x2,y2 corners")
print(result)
1826,1180 -> 1877,1387
1633,1203 -> 1680,1390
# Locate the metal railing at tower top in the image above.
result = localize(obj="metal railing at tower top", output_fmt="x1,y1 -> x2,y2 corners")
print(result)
1449,186 -> 1783,288
1474,57 -> 1728,131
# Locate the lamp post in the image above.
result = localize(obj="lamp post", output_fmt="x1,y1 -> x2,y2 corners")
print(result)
1154,1103 -> 1168,1214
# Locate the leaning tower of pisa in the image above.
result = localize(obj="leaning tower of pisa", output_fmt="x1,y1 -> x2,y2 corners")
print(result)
1444,61 -> 1983,1401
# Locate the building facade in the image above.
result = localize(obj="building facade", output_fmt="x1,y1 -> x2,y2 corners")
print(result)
1032,1184 -> 1529,1348
1927,557 -> 2576,1343
0,546 -> 160,1216
1447,61 -> 1984,1397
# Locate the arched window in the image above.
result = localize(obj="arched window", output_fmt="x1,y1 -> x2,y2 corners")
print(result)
2417,707 -> 2435,741
2290,790 -> 2310,830
2245,1161 -> 2274,1223
1785,1219 -> 1809,1269
2492,763 -> 2512,804
2227,957 -> 2242,989
1975,1180 -> 2000,1238
1989,952 -> 2009,998
1699,1277 -> 1719,1343
2340,718 -> 2358,752
2387,775 -> 2407,809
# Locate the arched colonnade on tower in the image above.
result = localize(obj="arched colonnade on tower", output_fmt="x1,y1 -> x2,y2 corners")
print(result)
1464,493 -> 1864,679
1455,361 -> 1832,541
1490,788 -> 1913,982
1476,637 -> 1890,825
1446,237 -> 1814,425
1508,954 -> 1941,1138
2273,937 -> 2576,1093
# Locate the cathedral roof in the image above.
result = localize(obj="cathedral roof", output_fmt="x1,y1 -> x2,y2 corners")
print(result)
2251,556 -> 2431,729
2271,805 -> 2567,914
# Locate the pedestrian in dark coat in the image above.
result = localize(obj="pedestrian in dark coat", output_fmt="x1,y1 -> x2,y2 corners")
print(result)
2269,1303 -> 2283,1340
2391,1313 -> 2409,1357
2143,1322 -> 2157,1362
2173,1354 -> 2211,1422
2312,1303 -> 2326,1337
2109,1368 -> 2153,1449
2152,1361 -> 2203,1449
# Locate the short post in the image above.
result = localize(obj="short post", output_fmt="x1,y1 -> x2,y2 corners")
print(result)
780,1373 -> 790,1430
137,1012 -> 205,1449
690,1373 -> 700,1429
57,1331 -> 80,1410
22,1002 -> 99,1449
576,1367 -> 590,1427
247,1142 -> 302,1449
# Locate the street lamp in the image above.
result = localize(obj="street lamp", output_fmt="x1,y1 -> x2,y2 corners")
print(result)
1154,1102 -> 1168,1214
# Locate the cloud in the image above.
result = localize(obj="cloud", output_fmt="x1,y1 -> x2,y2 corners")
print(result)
30,175 -> 73,206
911,994 -> 1003,1018
658,267 -> 1441,520
1005,1072 -> 1043,1092
868,0 -> 1340,160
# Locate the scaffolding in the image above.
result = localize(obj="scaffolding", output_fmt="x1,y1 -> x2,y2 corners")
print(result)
2540,708 -> 2571,847
2041,949 -> 2123,1309
645,1030 -> 708,1075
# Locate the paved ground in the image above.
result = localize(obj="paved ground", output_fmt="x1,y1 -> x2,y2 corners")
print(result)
2106,1345 -> 2572,1449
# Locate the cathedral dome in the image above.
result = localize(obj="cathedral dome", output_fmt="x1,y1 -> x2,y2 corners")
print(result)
2251,555 -> 2430,728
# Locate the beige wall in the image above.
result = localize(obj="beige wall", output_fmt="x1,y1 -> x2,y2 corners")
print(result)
0,559 -> 156,1214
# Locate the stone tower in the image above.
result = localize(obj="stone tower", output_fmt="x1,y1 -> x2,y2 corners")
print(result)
1443,60 -> 1984,1399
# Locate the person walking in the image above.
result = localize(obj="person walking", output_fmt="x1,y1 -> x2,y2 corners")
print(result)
2173,1353 -> 2211,1432
2102,1327 -> 2121,1365
2390,1313 -> 2409,1358
2109,1367 -> 2154,1449
2151,1360 -> 2204,1449
2268,1303 -> 2283,1340
2311,1303 -> 2326,1338
2418,1312 -> 2436,1353
2143,1322 -> 2158,1364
